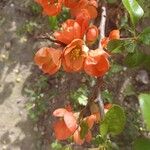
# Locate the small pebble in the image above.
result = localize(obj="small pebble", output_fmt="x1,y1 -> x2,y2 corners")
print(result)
16,77 -> 21,83
4,42 -> 11,50
10,3 -> 14,7
2,145 -> 7,150
136,70 -> 149,84
19,111 -> 23,115
14,69 -> 19,74
33,126 -> 38,132
1,54 -> 6,59
123,67 -> 127,71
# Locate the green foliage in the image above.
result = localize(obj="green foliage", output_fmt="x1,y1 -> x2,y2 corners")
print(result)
124,49 -> 150,68
107,39 -> 136,53
138,27 -> 150,45
106,63 -> 123,78
51,140 -> 72,150
92,135 -> 105,147
138,93 -> 150,130
48,7 -> 70,31
51,140 -> 62,150
122,0 -> 144,25
101,90 -> 113,103
58,7 -> 71,23
17,21 -> 38,35
133,138 -> 150,150
30,2 -> 42,15
70,85 -> 88,107
0,16 -> 5,26
123,83 -> 135,96
80,121 -> 89,139
100,105 -> 126,137
48,16 -> 58,31
137,0 -> 150,18
124,50 -> 143,67
25,75 -> 57,121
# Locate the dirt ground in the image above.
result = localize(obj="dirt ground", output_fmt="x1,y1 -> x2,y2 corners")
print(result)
0,0 -> 38,149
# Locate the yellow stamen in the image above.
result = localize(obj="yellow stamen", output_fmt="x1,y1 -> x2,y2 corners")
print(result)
71,48 -> 81,60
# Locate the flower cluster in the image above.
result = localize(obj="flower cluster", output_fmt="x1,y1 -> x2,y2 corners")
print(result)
34,0 -> 118,146
53,104 -> 112,145
34,0 -> 111,77
35,0 -> 98,18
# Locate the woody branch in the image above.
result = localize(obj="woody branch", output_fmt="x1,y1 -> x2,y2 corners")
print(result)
95,2 -> 107,120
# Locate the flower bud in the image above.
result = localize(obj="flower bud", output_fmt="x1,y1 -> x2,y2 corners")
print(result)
86,25 -> 99,44
109,29 -> 120,40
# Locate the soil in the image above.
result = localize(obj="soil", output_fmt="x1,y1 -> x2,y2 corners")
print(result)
0,0 -> 41,149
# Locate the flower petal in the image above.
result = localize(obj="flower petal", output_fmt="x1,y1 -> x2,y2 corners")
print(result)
64,111 -> 77,132
53,108 -> 67,117
53,120 -> 72,140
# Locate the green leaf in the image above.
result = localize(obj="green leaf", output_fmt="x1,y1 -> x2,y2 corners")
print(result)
80,121 -> 89,139
138,27 -> 150,45
124,40 -> 136,53
78,94 -> 88,106
107,40 -> 124,53
100,105 -> 126,136
70,85 -> 88,106
100,122 -> 108,138
138,93 -> 150,130
51,141 -> 62,150
124,50 -> 145,67
48,16 -> 58,30
107,39 -> 136,53
133,138 -> 150,150
101,90 -> 113,103
122,0 -> 144,25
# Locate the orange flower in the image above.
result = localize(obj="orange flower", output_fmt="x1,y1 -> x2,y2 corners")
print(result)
84,49 -> 110,77
73,127 -> 92,145
62,39 -> 88,72
101,37 -> 109,48
53,120 -> 73,140
34,47 -> 62,75
85,114 -> 97,129
53,19 -> 82,45
101,30 -> 120,48
85,131 -> 92,143
53,108 -> 67,117
35,0 -> 63,16
73,128 -> 84,145
76,9 -> 91,37
86,25 -> 99,44
109,30 -> 120,40
71,0 -> 98,19
64,0 -> 80,9
104,102 -> 112,110
53,108 -> 78,140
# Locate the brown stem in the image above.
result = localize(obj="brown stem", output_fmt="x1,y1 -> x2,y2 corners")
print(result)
96,2 -> 107,120
34,33 -> 66,47
95,77 -> 105,120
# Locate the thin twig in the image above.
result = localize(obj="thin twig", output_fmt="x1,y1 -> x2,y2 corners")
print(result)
99,4 -> 107,49
95,77 -> 105,119
34,33 -> 66,46
96,2 -> 107,120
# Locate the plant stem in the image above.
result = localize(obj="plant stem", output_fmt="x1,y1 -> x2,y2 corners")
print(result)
96,2 -> 107,120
